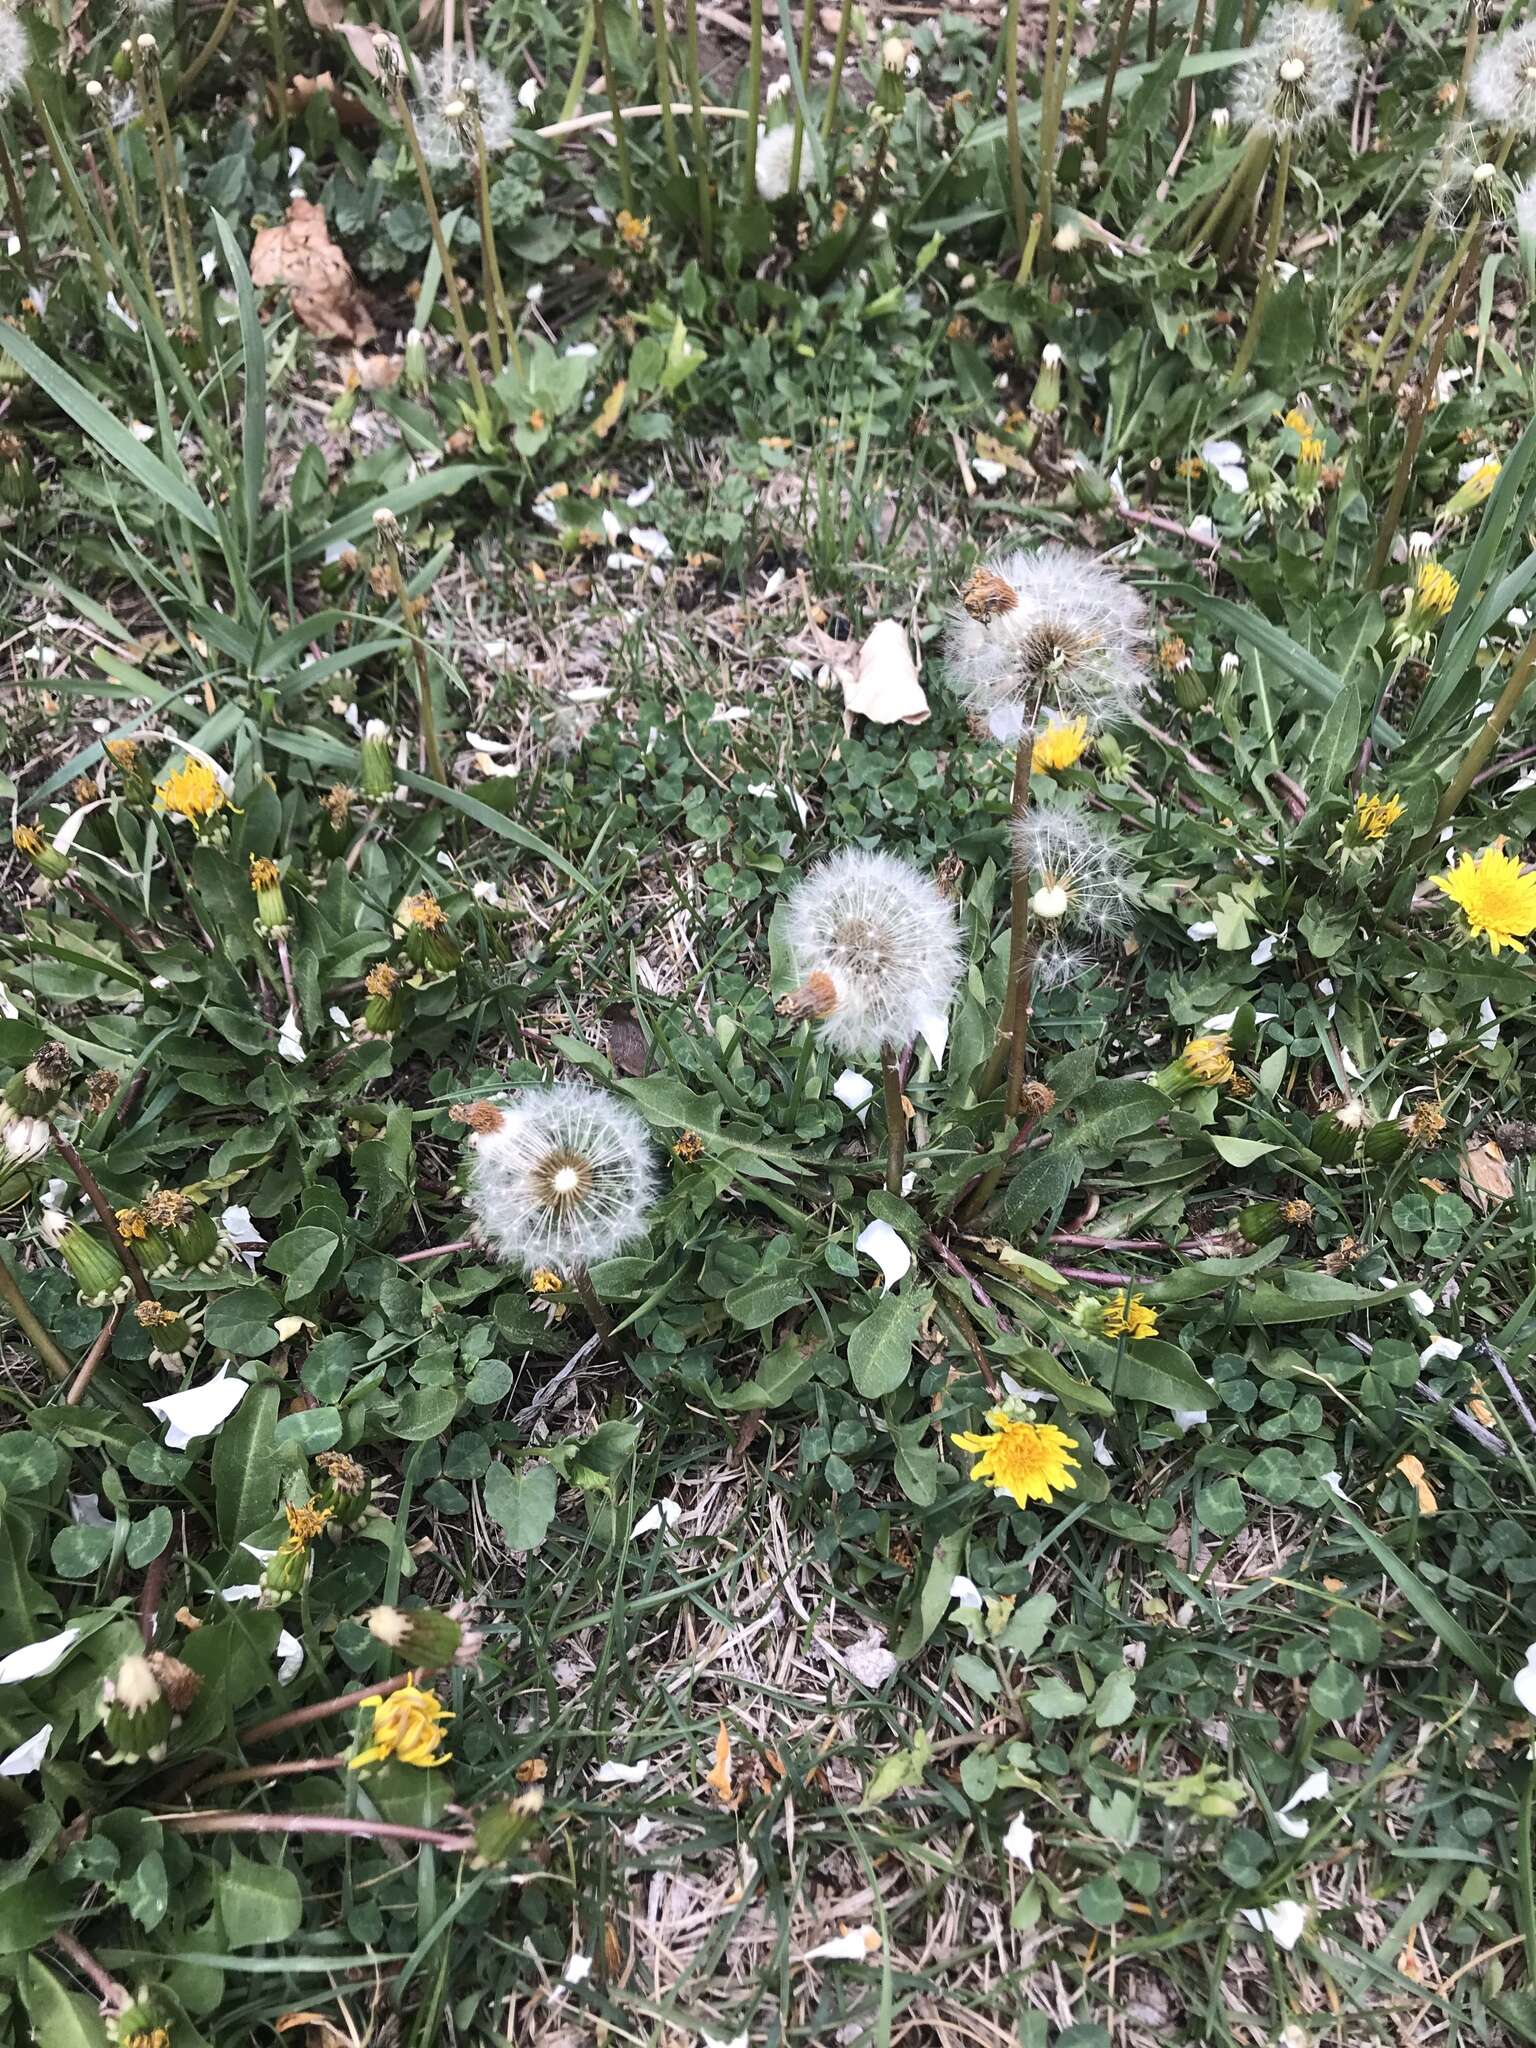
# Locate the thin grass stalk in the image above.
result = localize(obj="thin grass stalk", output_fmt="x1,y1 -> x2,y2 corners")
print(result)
880,1044 -> 906,1195
648,0 -> 682,180
1003,0 -> 1031,271
463,111 -> 504,377
589,0 -> 636,215
391,82 -> 492,431
786,0 -> 816,194
1180,0 -> 1207,136
375,516 -> 447,785
1225,132 -> 1292,388
682,0 -> 713,267
1430,629 -> 1536,835
26,84 -> 112,295
0,123 -> 33,272
976,737 -> 1035,1103
177,0 -> 241,99
88,87 -> 155,304
267,0 -> 291,153
560,4 -> 598,123
147,56 -> 202,332
1366,232 -> 1481,590
1096,0 -> 1138,159
741,0 -> 764,202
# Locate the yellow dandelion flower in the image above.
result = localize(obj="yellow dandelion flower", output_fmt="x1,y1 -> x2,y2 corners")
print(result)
283,1499 -> 333,1547
249,856 -> 281,892
616,208 -> 651,252
1031,718 -> 1089,774
953,1412 -> 1080,1509
1283,406 -> 1313,435
1444,459 -> 1501,518
529,1266 -> 562,1294
398,891 -> 446,930
1353,791 -> 1404,841
1181,1034 -> 1235,1086
349,1681 -> 453,1771
156,756 -> 228,824
1298,433 -> 1325,467
1413,560 -> 1457,619
1101,1290 -> 1158,1341
1434,845 -> 1536,956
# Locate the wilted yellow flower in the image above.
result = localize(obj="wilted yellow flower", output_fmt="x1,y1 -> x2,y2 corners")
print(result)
1031,718 -> 1089,774
349,1682 -> 452,1770
1434,845 -> 1536,956
1353,791 -> 1404,841
1182,1034 -> 1235,1085
249,857 -> 281,892
529,1267 -> 562,1294
616,208 -> 651,252
1101,1290 -> 1158,1341
1444,459 -> 1500,519
283,1499 -> 333,1547
156,756 -> 227,825
952,1411 -> 1080,1509
398,891 -> 446,930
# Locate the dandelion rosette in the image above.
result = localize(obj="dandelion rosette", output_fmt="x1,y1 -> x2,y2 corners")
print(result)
947,545 -> 1147,743
1231,3 -> 1361,140
465,1082 -> 657,1274
782,849 -> 962,1059
1470,22 -> 1536,136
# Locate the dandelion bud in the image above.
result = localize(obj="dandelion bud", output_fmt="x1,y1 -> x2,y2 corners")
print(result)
104,737 -> 155,806
372,30 -> 403,82
1237,1196 -> 1314,1245
1071,1288 -> 1158,1341
1,1042 -> 69,1127
1443,459 -> 1501,521
465,1083 -> 656,1275
395,891 -> 461,977
359,961 -> 405,1039
1362,1118 -> 1409,1167
1069,461 -> 1114,514
359,719 -> 395,800
1395,559 -> 1458,653
12,823 -> 70,882
1030,342 -> 1062,418
260,1500 -> 333,1607
368,1603 -> 480,1668
875,36 -> 907,115
143,1187 -> 221,1272
783,851 -> 962,1059
0,428 -> 35,510
1310,1098 -> 1371,1165
776,969 -> 840,1022
100,1653 -> 172,1763
135,1298 -> 193,1368
1156,1033 -> 1235,1098
107,1992 -> 176,2048
473,1786 -> 545,1867
1219,651 -> 1241,679
244,855 -> 290,941
313,1449 -> 373,1526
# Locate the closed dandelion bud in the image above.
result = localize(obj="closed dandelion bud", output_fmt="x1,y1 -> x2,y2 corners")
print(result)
360,719 -> 395,801
1070,460 -> 1113,513
105,737 -> 155,807
1210,105 -> 1230,136
144,1188 -> 221,1271
249,856 -> 290,940
1407,1101 -> 1448,1149
317,781 -> 355,856
1310,1099 -> 1370,1165
2,1040 -> 71,1121
51,1221 -> 128,1308
875,35 -> 907,116
1237,1196 -> 1314,1244
368,1604 -> 467,1669
101,1653 -> 172,1762
1443,459 -> 1500,521
396,892 -> 461,976
12,823 -> 70,882
1172,666 -> 1207,711
473,1786 -> 545,1867
1156,1033 -> 1235,1098
360,962 -> 404,1039
1363,1118 -> 1409,1166
1031,343 -> 1062,418
404,327 -> 428,394
260,1501 -> 332,1606
313,1449 -> 372,1526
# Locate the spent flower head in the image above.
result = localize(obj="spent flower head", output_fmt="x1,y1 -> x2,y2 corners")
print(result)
414,53 -> 518,168
1430,130 -> 1513,230
1470,22 -> 1536,136
349,1682 -> 452,1771
0,9 -> 29,103
947,545 -> 1147,743
1231,2 -> 1361,139
464,1083 -> 656,1274
781,849 -> 962,1059
1013,807 -> 1134,937
755,123 -> 813,201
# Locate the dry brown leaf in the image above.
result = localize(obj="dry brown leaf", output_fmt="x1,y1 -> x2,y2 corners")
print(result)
704,1718 -> 735,1805
1395,1454 -> 1437,1516
591,378 -> 627,439
1460,1137 -> 1513,1210
251,197 -> 376,344
282,72 -> 374,130
275,2014 -> 351,2048
352,351 -> 402,391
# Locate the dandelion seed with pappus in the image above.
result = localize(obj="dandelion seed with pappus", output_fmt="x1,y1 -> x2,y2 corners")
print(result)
1013,810 -> 1133,937
1231,3 -> 1361,140
413,53 -> 517,169
1470,22 -> 1536,136
781,850 -> 962,1063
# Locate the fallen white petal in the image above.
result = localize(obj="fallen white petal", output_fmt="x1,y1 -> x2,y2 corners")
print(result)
1420,1337 -> 1464,1367
1274,1769 -> 1331,1839
1238,1900 -> 1307,1950
275,1630 -> 304,1684
973,458 -> 1006,485
949,1574 -> 983,1611
0,1724 -> 51,1775
0,1629 -> 81,1685
914,1006 -> 949,1069
631,1499 -> 683,1539
842,619 -> 930,726
628,1813 -> 659,1848
277,1008 -> 305,1063
1201,437 -> 1249,492
801,1926 -> 880,1962
629,526 -> 672,560
1187,920 -> 1219,942
1409,1289 -> 1435,1317
219,1584 -> 265,1603
1092,1433 -> 1116,1469
701,2032 -> 749,2048
561,1951 -> 592,1984
1479,997 -> 1500,1050
1002,1813 -> 1036,1868
145,1366 -> 249,1450
833,1070 -> 874,1117
1000,1373 -> 1049,1403
1172,1409 -> 1208,1433
1251,933 -> 1279,966
593,1758 -> 650,1785
1318,1470 -> 1352,1503
518,76 -> 539,109
327,1005 -> 349,1029
1427,1027 -> 1448,1050
856,1218 -> 911,1293
69,1492 -> 111,1528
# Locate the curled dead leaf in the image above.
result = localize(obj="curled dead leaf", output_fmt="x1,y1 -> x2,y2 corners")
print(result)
251,197 -> 376,344
1395,1454 -> 1437,1516
1460,1138 -> 1513,1210
281,72 -> 374,131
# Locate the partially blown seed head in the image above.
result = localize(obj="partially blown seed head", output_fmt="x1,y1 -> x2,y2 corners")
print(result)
1515,174 -> 1536,240
946,545 -> 1147,743
0,9 -> 28,102
1231,3 -> 1361,140
1471,22 -> 1536,136
1013,808 -> 1134,938
414,53 -> 518,168
465,1083 -> 656,1274
1431,129 -> 1512,230
784,849 -> 963,1059
755,124 -> 813,201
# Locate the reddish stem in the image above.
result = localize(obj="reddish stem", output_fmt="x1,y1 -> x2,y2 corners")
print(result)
159,1810 -> 475,1852
240,1669 -> 412,1745
395,1238 -> 475,1265
48,1933 -> 129,2013
65,1308 -> 120,1406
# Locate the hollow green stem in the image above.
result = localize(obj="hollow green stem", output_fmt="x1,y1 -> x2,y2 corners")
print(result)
1429,628 -> 1536,836
391,83 -> 491,431
881,1044 -> 906,1196
590,0 -> 636,215
1225,133 -> 1292,389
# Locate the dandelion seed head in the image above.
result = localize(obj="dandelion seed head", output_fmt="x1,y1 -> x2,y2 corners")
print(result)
1516,174 -> 1536,239
1032,936 -> 1097,992
1014,807 -> 1134,938
755,124 -> 813,202
465,1083 -> 656,1273
0,9 -> 29,102
1470,22 -> 1536,135
784,849 -> 962,1059
1231,3 -> 1361,139
946,545 -> 1147,740
415,53 -> 518,167
1430,128 -> 1512,229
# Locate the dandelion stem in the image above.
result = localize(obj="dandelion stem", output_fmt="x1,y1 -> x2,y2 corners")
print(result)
50,1129 -> 154,1305
682,0 -> 714,267
1429,628 -> 1536,837
785,1022 -> 816,1120
176,0 -> 242,101
822,0 -> 854,146
1003,0 -> 1030,268
1004,930 -> 1040,1121
48,1933 -> 129,2015
741,0 -> 764,204
1096,0 -> 1138,159
65,1308 -> 120,1406
1225,133 -> 1291,389
786,0 -> 816,199
376,514 -> 448,785
391,82 -> 491,432
161,1810 -> 477,1852
978,736 -> 1035,1104
589,0 -> 636,215
648,0 -> 683,181
880,1043 -> 906,1196
1033,0 -> 1080,275
241,1670 -> 413,1745
26,87 -> 112,296
572,1264 -> 619,1354
197,1754 -> 347,1791
0,1250 -> 73,1382
128,45 -> 190,320
395,1237 -> 475,1265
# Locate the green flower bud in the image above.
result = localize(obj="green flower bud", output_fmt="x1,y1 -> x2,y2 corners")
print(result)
1070,461 -> 1113,514
1363,1118 -> 1410,1166
367,1603 -> 477,1669
874,35 -> 907,116
106,1988 -> 174,2048
396,893 -> 461,976
472,1786 -> 545,1868
359,963 -> 404,1040
404,327 -> 428,396
101,1653 -> 173,1763
1172,667 -> 1207,712
249,857 -> 291,941
12,824 -> 70,882
1030,343 -> 1062,418
1310,1099 -> 1370,1166
143,1189 -> 222,1271
360,720 -> 395,801
48,1218 -> 128,1307
135,1298 -> 193,1364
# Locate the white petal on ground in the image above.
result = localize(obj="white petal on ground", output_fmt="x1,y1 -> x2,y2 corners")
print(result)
1274,1769 -> 1332,1839
632,1498 -> 683,1539
840,1631 -> 897,1689
222,1206 -> 266,1269
1238,1900 -> 1307,1950
833,1070 -> 874,1116
0,1724 -> 51,1775
593,1758 -> 650,1785
219,1584 -> 265,1603
1419,1336 -> 1464,1366
1187,920 -> 1219,942
801,1926 -> 881,1963
1479,997 -> 1500,1049
1201,437 -> 1249,491
69,1492 -> 111,1527
914,1006 -> 949,1068
145,1366 -> 249,1450
948,1575 -> 983,1611
1513,1648 -> 1536,1715
701,2032 -> 749,2048
1092,1433 -> 1117,1469
275,1630 -> 304,1684
856,1218 -> 911,1293
277,1008 -> 305,1062
561,1952 -> 592,1985
841,619 -> 930,726
0,1628 -> 81,1685
1172,1409 -> 1208,1433
1318,1470 -> 1352,1503
1002,1813 -> 1037,1867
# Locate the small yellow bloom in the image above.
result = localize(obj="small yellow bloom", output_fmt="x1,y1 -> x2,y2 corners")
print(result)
1283,406 -> 1313,435
398,891 -> 446,930
615,208 -> 651,252
952,1411 -> 1080,1509
529,1267 -> 562,1294
1031,718 -> 1089,774
1297,433 -> 1325,467
1353,790 -> 1405,842
249,856 -> 281,892
283,1499 -> 333,1547
1412,560 -> 1457,620
1156,635 -> 1191,676
672,1130 -> 705,1163
349,1681 -> 452,1771
1181,1033 -> 1235,1086
115,1206 -> 149,1242
1101,1290 -> 1158,1341
365,963 -> 400,999
1174,456 -> 1204,481
156,756 -> 227,825
1434,845 -> 1536,956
